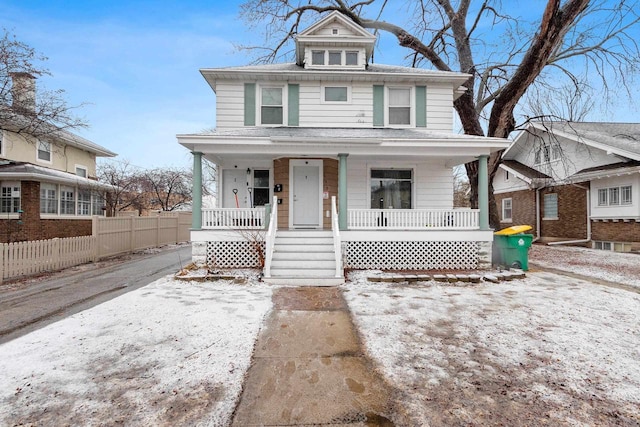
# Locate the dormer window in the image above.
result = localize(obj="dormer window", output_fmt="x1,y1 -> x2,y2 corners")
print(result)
328,51 -> 341,65
345,51 -> 358,65
307,49 -> 360,68
312,50 -> 325,65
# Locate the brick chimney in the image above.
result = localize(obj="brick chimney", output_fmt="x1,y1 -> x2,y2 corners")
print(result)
9,72 -> 36,113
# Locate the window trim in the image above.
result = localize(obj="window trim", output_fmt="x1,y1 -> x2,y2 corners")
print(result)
257,84 -> 287,126
368,167 -> 414,210
385,86 -> 414,127
543,193 -> 558,220
321,85 -> 351,104
597,185 -> 633,206
501,198 -> 513,222
37,140 -> 52,164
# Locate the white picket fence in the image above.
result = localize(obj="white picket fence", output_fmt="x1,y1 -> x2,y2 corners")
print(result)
0,212 -> 192,282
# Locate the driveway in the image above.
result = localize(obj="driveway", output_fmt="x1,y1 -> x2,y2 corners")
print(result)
0,244 -> 192,344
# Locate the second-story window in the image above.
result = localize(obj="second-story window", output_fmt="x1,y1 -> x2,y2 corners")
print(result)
328,51 -> 341,65
323,86 -> 349,103
38,140 -> 51,162
261,87 -> 283,125
388,88 -> 411,125
76,166 -> 88,178
312,50 -> 325,65
345,51 -> 358,65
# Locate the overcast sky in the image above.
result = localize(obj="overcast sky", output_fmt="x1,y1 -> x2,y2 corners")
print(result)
1,1 -> 638,171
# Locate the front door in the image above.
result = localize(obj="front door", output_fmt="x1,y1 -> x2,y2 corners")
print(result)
290,160 -> 322,228
222,169 -> 248,208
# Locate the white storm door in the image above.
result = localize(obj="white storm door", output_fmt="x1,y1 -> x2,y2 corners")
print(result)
291,160 -> 322,228
222,169 -> 248,208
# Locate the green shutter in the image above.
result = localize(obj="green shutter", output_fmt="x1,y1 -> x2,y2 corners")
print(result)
288,84 -> 299,126
415,86 -> 426,127
373,85 -> 384,127
244,83 -> 256,126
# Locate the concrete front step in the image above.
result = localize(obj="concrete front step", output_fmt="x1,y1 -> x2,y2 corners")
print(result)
262,277 -> 345,286
274,244 -> 334,253
271,259 -> 336,269
269,268 -> 337,277
272,251 -> 335,261
275,237 -> 334,245
276,230 -> 332,238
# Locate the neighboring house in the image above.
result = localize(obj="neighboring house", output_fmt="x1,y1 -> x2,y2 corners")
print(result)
0,73 -> 116,243
494,121 -> 640,251
178,12 -> 508,284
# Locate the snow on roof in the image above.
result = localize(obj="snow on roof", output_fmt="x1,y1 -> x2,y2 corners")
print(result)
0,161 -> 115,189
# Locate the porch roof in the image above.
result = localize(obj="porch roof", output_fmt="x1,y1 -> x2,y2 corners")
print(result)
178,127 -> 509,167
0,161 -> 116,190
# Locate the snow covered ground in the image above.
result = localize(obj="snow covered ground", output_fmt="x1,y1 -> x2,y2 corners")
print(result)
0,277 -> 272,426
529,243 -> 640,289
343,270 -> 640,426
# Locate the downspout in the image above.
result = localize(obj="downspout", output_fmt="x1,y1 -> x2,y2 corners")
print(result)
547,183 -> 591,246
534,188 -> 541,242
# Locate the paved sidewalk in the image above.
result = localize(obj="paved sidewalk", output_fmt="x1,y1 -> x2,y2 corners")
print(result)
232,287 -> 399,426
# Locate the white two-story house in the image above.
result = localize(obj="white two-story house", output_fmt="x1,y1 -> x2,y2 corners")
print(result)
178,11 -> 508,284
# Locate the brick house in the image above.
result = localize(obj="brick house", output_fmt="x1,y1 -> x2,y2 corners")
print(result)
0,73 -> 116,242
494,121 -> 640,251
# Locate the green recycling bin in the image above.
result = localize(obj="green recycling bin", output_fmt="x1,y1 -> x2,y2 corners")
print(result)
493,232 -> 533,270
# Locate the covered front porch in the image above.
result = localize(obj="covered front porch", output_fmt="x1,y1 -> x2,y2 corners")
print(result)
178,128 -> 509,279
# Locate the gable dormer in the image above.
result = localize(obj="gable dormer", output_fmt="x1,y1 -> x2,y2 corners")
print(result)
295,11 -> 376,70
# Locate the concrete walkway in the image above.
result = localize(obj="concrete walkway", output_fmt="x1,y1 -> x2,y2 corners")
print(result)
232,287 -> 399,426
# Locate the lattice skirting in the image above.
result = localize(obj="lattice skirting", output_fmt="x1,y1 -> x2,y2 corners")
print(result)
206,241 -> 265,268
345,241 -> 479,270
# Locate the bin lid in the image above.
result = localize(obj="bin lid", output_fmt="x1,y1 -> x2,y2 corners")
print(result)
494,225 -> 533,235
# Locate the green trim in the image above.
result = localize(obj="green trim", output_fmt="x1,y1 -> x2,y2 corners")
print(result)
244,83 -> 255,126
478,155 -> 490,231
415,86 -> 426,127
373,85 -> 384,127
288,84 -> 299,126
192,152 -> 203,230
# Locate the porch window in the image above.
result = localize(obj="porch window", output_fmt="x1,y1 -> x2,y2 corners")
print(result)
78,190 -> 91,215
60,186 -> 75,215
0,182 -> 20,213
38,140 -> 51,162
502,198 -> 512,222
40,183 -> 58,214
370,169 -> 412,209
261,87 -> 283,125
92,192 -> 104,215
598,188 -> 608,206
388,88 -> 411,125
609,187 -> 620,205
543,193 -> 558,219
252,169 -> 270,207
621,185 -> 632,204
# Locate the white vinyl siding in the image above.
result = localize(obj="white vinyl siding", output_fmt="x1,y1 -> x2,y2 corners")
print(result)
425,84 -> 454,132
346,159 -> 453,210
591,176 -> 639,220
215,82 -> 246,129
299,82 -> 372,127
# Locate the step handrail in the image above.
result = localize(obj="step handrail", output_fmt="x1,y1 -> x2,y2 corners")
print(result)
331,196 -> 342,278
264,196 -> 278,278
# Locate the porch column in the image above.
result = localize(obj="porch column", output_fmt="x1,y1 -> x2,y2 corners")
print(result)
192,151 -> 202,230
338,153 -> 349,230
478,154 -> 490,231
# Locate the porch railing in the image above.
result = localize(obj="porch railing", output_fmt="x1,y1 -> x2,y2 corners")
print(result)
348,208 -> 479,230
331,196 -> 342,278
202,208 -> 266,229
263,197 -> 278,278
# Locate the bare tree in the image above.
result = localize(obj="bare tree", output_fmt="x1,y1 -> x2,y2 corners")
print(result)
140,167 -> 193,212
239,0 -> 640,228
96,159 -> 146,216
0,29 -> 87,139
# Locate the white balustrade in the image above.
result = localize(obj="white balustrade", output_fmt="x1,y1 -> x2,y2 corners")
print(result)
202,208 -> 266,229
331,196 -> 342,278
347,209 -> 479,230
263,196 -> 278,278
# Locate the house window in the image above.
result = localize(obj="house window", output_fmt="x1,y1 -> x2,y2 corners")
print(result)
78,190 -> 91,215
323,86 -> 348,102
252,169 -> 270,207
0,182 -> 20,213
370,169 -> 412,209
543,193 -> 558,219
345,51 -> 358,65
502,198 -> 513,222
261,87 -> 283,125
328,51 -> 341,65
311,50 -> 325,65
388,88 -> 411,125
598,185 -> 633,206
60,186 -> 75,215
38,140 -> 51,162
92,192 -> 104,215
76,166 -> 88,178
40,183 -> 58,214
535,143 -> 561,164
621,185 -> 632,204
